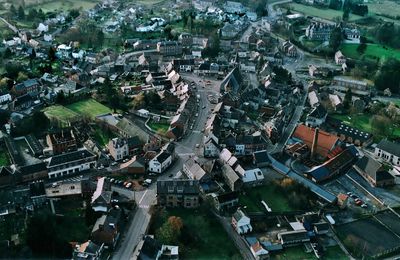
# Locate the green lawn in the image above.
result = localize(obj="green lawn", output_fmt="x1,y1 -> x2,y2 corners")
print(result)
0,151 -> 9,166
324,246 -> 348,260
43,105 -> 79,124
27,0 -> 100,12
271,246 -> 316,260
148,122 -> 170,134
66,99 -> 112,119
92,126 -> 116,147
341,43 -> 400,61
287,3 -> 362,21
152,208 -> 240,259
239,185 -> 293,212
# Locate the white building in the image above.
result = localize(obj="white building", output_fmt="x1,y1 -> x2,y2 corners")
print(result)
231,209 -> 252,234
107,138 -> 129,161
46,149 -> 97,179
149,151 -> 172,174
57,44 -> 72,58
375,140 -> 400,166
0,93 -> 12,104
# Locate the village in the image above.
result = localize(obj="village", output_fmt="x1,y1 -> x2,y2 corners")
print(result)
1,0 -> 400,259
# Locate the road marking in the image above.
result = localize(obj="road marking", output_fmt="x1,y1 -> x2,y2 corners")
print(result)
139,205 -> 150,209
177,153 -> 196,156
138,189 -> 148,205
192,130 -> 201,133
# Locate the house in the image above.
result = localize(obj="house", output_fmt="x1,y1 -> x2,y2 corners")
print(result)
313,222 -> 330,235
237,168 -> 265,186
337,193 -> 349,209
204,135 -> 220,158
250,242 -> 269,260
211,191 -> 239,212
172,59 -> 195,72
375,140 -> 400,166
138,235 -> 179,260
183,158 -> 211,182
45,179 -> 84,198
46,149 -> 97,179
12,79 -> 40,96
221,23 -> 240,38
178,33 -> 193,46
107,138 -> 129,161
308,91 -> 319,107
354,155 -> 395,187
91,207 -> 122,249
116,156 -> 146,175
224,1 -> 245,14
45,129 -> 77,155
280,41 -> 297,57
157,180 -> 200,208
222,164 -> 242,192
334,50 -> 346,65
253,150 -> 271,168
57,44 -> 72,58
73,240 -> 104,260
305,104 -> 327,127
29,181 -> 47,206
157,41 -> 182,56
232,209 -> 252,234
149,151 -> 172,174
18,162 -> 48,183
0,92 -> 12,104
305,22 -> 333,41
293,124 -> 339,158
91,177 -> 112,212
329,94 -> 343,111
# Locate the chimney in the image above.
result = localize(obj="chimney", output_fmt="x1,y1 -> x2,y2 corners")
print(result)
311,127 -> 319,159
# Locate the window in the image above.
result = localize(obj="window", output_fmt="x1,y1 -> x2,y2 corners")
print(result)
71,186 -> 75,190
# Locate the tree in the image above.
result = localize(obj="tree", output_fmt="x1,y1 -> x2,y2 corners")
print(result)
329,26 -> 343,51
164,25 -> 173,40
342,9 -> 349,21
329,0 -> 342,10
18,6 -> 25,20
69,9 -> 80,19
48,46 -> 57,61
0,110 -> 10,125
343,88 -> 352,110
10,5 -> 16,16
96,30 -> 105,48
156,216 -> 183,244
27,8 -> 37,21
17,72 -> 28,82
371,115 -> 393,137
256,0 -> 268,17
375,58 -> 400,94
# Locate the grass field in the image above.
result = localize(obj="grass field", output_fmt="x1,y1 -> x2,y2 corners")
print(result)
43,105 -> 79,123
271,246 -> 315,260
368,1 -> 400,20
26,0 -> 101,12
151,208 -> 240,259
287,3 -> 362,21
66,99 -> 112,119
239,185 -> 293,212
341,43 -> 400,61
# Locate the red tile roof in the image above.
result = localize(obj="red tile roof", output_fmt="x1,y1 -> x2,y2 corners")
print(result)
293,124 -> 339,158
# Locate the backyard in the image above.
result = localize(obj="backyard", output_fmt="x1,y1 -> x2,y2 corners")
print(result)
92,125 -> 116,147
341,43 -> 400,61
239,184 -> 294,212
66,99 -> 112,119
150,207 -> 240,259
147,121 -> 170,134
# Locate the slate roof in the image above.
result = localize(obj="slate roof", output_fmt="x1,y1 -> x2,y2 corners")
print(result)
157,180 -> 200,195
48,149 -> 96,167
308,104 -> 327,119
217,191 -> 239,203
0,167 -> 13,177
138,236 -> 161,260
19,162 -> 47,175
355,154 -> 394,182
376,140 -> 400,158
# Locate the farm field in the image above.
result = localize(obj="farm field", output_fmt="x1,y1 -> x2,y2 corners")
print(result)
341,43 -> 400,61
287,3 -> 362,21
368,0 -> 400,20
25,0 -> 101,12
66,99 -> 112,119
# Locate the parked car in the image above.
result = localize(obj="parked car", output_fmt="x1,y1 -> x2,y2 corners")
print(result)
361,204 -> 368,208
125,182 -> 132,189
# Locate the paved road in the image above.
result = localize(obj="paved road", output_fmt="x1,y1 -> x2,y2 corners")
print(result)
111,74 -> 218,260
0,16 -> 19,34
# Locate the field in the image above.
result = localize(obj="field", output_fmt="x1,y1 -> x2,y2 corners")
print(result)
43,105 -> 79,123
287,3 -> 362,21
239,184 -> 293,212
336,216 -> 400,258
341,43 -> 400,61
368,0 -> 400,21
25,0 -> 101,12
150,208 -> 240,259
66,99 -> 112,119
